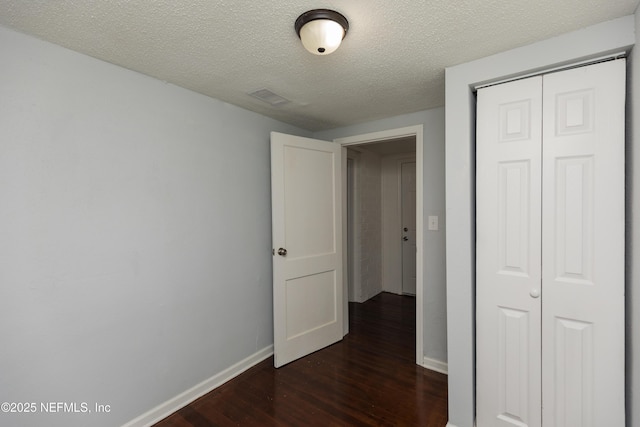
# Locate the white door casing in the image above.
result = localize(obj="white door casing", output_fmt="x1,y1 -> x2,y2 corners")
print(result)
476,76 -> 543,427
476,60 -> 625,427
401,161 -> 417,295
271,132 -> 343,368
541,59 -> 625,427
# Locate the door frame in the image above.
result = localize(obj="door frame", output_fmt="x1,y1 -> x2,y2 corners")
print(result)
335,125 -> 424,366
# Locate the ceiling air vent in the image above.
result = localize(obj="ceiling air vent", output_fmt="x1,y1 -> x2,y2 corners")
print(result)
248,89 -> 291,107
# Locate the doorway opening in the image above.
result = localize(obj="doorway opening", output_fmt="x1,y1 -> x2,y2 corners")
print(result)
336,125 -> 424,365
346,137 -> 416,301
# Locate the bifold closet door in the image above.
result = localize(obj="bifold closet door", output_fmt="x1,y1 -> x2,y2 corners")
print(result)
541,59 -> 625,427
476,59 -> 625,427
476,76 -> 543,427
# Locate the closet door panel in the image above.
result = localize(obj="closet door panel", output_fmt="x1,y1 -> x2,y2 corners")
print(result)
476,76 -> 542,427
541,59 -> 625,427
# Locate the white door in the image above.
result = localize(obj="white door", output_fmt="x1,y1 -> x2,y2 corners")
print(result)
541,60 -> 625,427
476,76 -> 543,427
270,132 -> 344,368
401,161 -> 417,295
476,60 -> 625,427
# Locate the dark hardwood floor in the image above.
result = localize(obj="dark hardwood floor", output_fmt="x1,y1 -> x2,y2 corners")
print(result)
154,292 -> 448,426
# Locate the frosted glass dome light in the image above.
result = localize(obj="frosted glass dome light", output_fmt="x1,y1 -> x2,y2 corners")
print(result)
295,9 -> 349,56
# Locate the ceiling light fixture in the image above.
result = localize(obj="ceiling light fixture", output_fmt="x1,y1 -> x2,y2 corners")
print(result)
295,9 -> 349,56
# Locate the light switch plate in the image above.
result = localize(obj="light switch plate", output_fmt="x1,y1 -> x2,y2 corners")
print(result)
428,215 -> 439,231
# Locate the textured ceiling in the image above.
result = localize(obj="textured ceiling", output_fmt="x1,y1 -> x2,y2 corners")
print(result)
0,1 -> 638,131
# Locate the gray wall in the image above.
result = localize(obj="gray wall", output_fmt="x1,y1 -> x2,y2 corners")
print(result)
314,107 -> 448,366
445,15 -> 635,427
0,25 -> 310,427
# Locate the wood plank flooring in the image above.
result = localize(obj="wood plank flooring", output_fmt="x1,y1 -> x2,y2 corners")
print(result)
154,292 -> 448,426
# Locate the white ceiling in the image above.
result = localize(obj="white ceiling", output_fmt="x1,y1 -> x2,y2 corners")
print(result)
0,1 -> 637,131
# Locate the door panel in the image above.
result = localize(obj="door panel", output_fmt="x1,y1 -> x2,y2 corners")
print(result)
554,156 -> 594,282
499,160 -> 532,276
271,132 -> 343,368
541,59 -> 625,427
553,317 -> 594,427
476,76 -> 543,427
283,145 -> 335,257
285,270 -> 337,339
496,307 -> 532,426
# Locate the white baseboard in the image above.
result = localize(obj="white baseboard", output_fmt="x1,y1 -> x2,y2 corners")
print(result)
121,345 -> 274,427
421,356 -> 448,375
